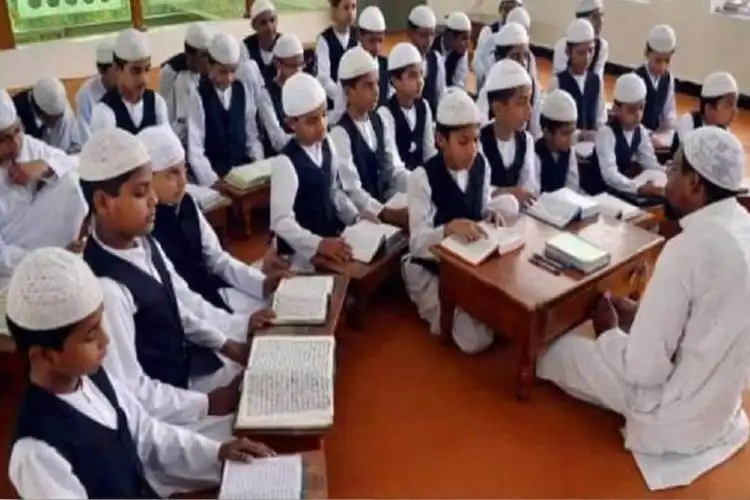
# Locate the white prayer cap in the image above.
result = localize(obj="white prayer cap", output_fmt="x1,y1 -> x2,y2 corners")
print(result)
338,46 -> 378,81
113,28 -> 150,61
0,89 -> 17,130
358,6 -> 386,32
613,72 -> 647,103
7,248 -> 103,331
208,33 -> 241,65
486,58 -> 532,92
388,42 -> 423,71
250,0 -> 275,20
79,128 -> 150,182
408,5 -> 436,29
541,89 -> 578,122
282,72 -> 326,117
682,126 -> 745,192
647,24 -> 676,53
273,34 -> 303,59
701,72 -> 738,98
493,21 -> 529,47
31,78 -> 67,117
95,39 -> 114,64
566,18 -> 595,44
575,0 -> 603,13
137,125 -> 185,173
185,22 -> 212,51
446,11 -> 471,32
506,7 -> 531,30
436,88 -> 481,126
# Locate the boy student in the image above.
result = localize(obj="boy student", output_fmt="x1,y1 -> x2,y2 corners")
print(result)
75,39 -> 117,124
636,25 -> 678,136
676,71 -> 738,145
552,0 -> 608,79
187,33 -> 264,187
7,248 -> 274,499
407,4 -> 445,115
241,0 -> 280,87
377,42 -> 438,171
331,47 -> 410,229
90,29 -> 170,133
403,89 -> 519,354
474,0 -> 524,85
536,89 -> 580,193
538,127 -> 750,491
0,89 -> 88,289
479,59 -> 538,206
430,11 -> 471,90
315,0 -> 359,110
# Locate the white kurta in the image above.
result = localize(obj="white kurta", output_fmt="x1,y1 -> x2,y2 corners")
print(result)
479,128 -> 540,196
538,198 -> 750,490
0,135 -> 87,289
547,71 -> 608,132
676,112 -> 705,144
75,76 -> 107,124
376,101 -> 438,169
637,66 -> 677,131
552,36 -> 610,80
9,373 -> 223,499
424,51 -> 447,107
535,150 -> 580,192
89,92 -> 170,133
473,23 -> 499,86
329,82 -> 396,126
159,63 -> 201,144
435,38 -> 469,90
402,160 -> 520,353
18,89 -> 89,153
593,123 -> 664,195
315,27 -> 356,101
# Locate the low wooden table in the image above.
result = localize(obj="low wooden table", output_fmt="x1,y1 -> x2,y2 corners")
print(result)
202,196 -> 233,246
433,215 -> 665,400
217,181 -> 270,238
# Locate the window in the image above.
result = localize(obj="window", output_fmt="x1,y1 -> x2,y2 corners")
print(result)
714,0 -> 750,17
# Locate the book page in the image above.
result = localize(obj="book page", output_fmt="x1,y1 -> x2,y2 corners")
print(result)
551,188 -> 599,213
220,455 -> 303,500
440,232 -> 497,266
226,159 -> 274,188
546,233 -> 608,264
276,276 -> 334,299
526,193 -> 580,229
633,169 -> 668,188
272,294 -> 328,325
592,193 -> 642,220
341,221 -> 386,263
185,184 -> 223,209
479,222 -> 524,254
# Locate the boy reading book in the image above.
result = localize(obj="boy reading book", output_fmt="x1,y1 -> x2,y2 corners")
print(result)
403,89 -> 519,354
676,72 -> 738,146
536,89 -> 580,193
406,5 -> 444,115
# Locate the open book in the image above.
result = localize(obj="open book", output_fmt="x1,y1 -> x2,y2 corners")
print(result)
440,221 -> 524,266
526,188 -> 600,229
544,232 -> 611,274
220,455 -> 303,500
224,158 -> 274,190
633,169 -> 668,188
592,192 -> 642,220
573,141 -> 594,158
237,335 -> 335,430
341,220 -> 401,263
271,276 -> 334,325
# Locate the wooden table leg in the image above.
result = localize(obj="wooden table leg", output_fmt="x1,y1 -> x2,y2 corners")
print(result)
516,312 -> 545,400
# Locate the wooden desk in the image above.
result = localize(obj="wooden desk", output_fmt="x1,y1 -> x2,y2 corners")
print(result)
202,196 -> 232,246
217,181 -> 270,238
433,215 -> 664,399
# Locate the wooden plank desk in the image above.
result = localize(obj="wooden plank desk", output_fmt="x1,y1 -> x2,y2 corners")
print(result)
202,196 -> 233,246
433,215 -> 665,400
217,181 -> 270,238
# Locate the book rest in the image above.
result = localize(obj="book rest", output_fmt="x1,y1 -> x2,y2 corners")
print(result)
218,181 -> 270,238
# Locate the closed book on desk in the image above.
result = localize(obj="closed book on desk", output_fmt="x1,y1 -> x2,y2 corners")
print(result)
544,232 -> 610,274
440,222 -> 525,266
236,336 -> 335,430
341,220 -> 401,263
224,159 -> 274,190
271,276 -> 334,325
220,454 -> 303,500
526,188 -> 600,229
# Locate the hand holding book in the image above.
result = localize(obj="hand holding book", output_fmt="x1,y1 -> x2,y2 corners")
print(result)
218,437 -> 276,463
445,218 -> 488,242
317,238 -> 353,262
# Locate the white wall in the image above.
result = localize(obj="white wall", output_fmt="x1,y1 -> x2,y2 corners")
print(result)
0,10 -> 329,89
429,0 -> 750,94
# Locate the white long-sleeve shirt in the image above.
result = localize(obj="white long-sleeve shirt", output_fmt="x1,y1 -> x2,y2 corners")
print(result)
376,101 -> 438,168
90,91 -> 170,133
552,36 -> 610,79
479,128 -> 540,195
637,65 -> 677,131
424,51 -> 447,106
315,27 -> 356,100
593,123 -> 663,194
75,76 -> 108,124
676,111 -> 707,144
548,72 -> 608,131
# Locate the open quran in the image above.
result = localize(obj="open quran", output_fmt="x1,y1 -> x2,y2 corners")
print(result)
219,455 -> 303,500
224,159 -> 274,190
271,276 -> 333,325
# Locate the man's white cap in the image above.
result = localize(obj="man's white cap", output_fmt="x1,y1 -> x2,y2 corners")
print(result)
338,46 -> 378,81
408,5 -> 436,29
273,34 -> 303,59
541,89 -> 578,122
208,33 -> 241,65
446,12 -> 471,32
500,0 -> 523,6
31,78 -> 67,117
506,7 -> 531,30
683,126 -> 745,192
185,22 -> 212,51
79,128 -> 150,182
138,125 -> 185,173
575,0 -> 603,14
358,6 -> 386,32
486,58 -> 532,92
7,248 -> 103,331
613,72 -> 647,103
95,39 -> 114,65
282,73 -> 326,117
566,18 -> 595,44
647,24 -> 676,53
250,0 -> 275,20
494,22 -> 529,47
701,72 -> 738,98
436,88 -> 481,126
387,42 -> 423,71
113,28 -> 150,61
0,90 -> 17,130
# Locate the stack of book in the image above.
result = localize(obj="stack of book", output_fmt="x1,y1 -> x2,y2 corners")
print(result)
544,232 -> 611,274
526,187 -> 600,229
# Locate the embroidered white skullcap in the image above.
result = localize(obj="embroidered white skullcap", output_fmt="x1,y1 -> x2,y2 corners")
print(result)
701,72 -> 738,98
282,72 -> 326,117
113,28 -> 150,61
273,34 -> 303,59
7,248 -> 103,331
486,58 -> 532,92
31,78 -> 67,117
566,19 -> 595,44
0,89 -> 17,130
494,21 -> 529,47
388,42 -> 423,71
682,126 -> 745,191
79,128 -> 150,182
95,39 -> 114,65
541,89 -> 578,122
436,88 -> 481,126
137,125 -> 185,173
408,5 -> 436,29
506,7 -> 531,30
338,46 -> 378,81
250,0 -> 275,20
613,72 -> 647,103
358,6 -> 386,32
185,22 -> 212,51
647,24 -> 676,53
576,0 -> 603,14
446,12 -> 471,32
209,33 -> 241,65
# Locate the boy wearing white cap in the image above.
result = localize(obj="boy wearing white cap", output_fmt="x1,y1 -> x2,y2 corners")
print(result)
676,72 -> 738,145
407,4 -> 445,115
474,6 -> 534,91
552,0 -> 609,79
331,47 -> 411,229
479,59 -> 538,205
75,39 -> 118,124
475,0 -> 524,77
377,42 -> 438,171
12,77 -> 89,154
90,29 -> 170,134
7,248 -> 274,499
430,11 -> 471,90
536,89 -> 580,192
635,25 -> 678,136
187,33 -> 264,187
539,126 -> 750,491
241,0 -> 280,87
316,0 -> 359,111
403,89 -> 519,354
